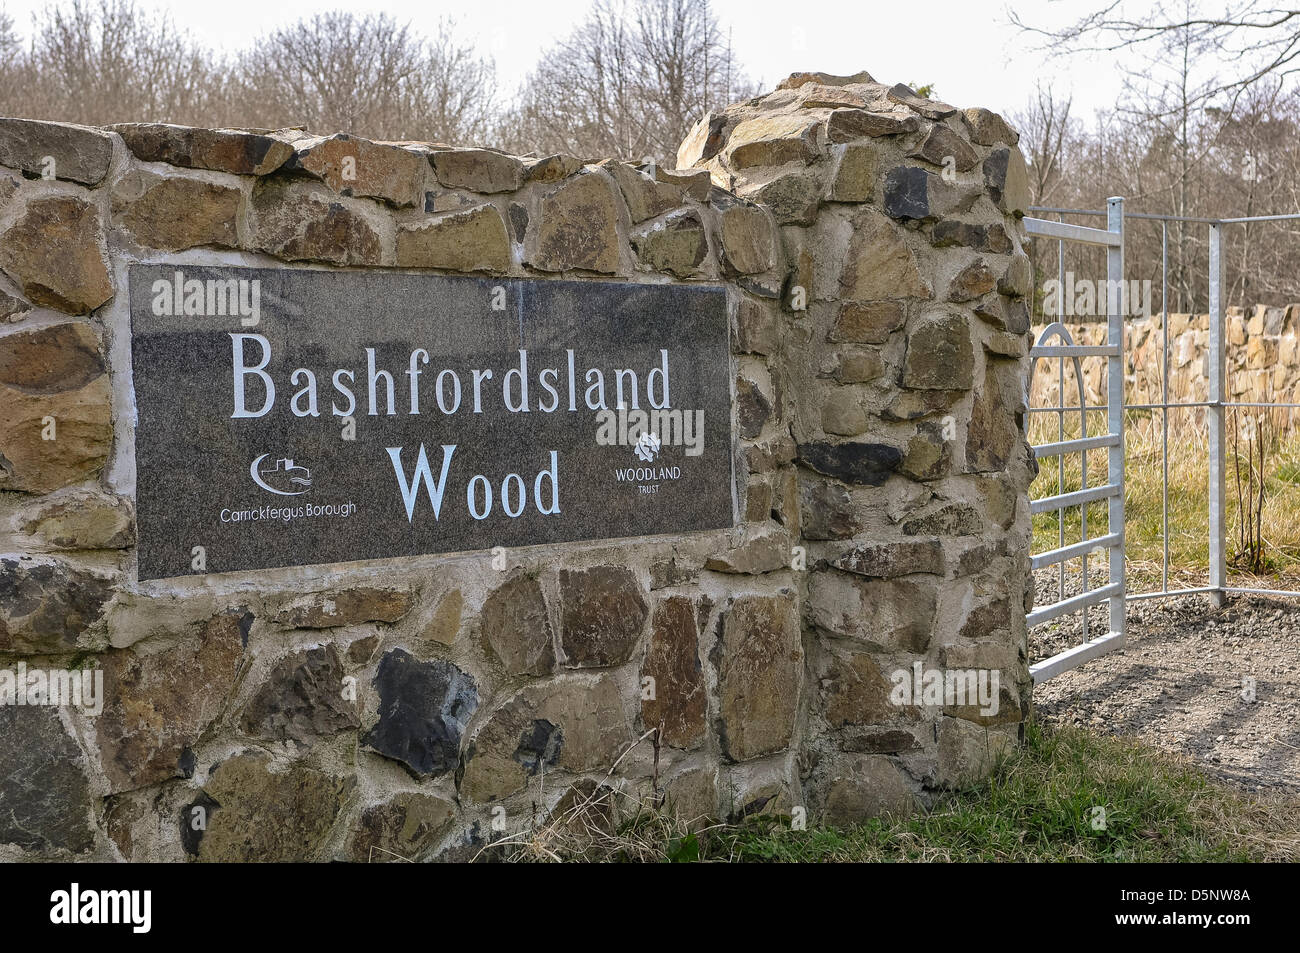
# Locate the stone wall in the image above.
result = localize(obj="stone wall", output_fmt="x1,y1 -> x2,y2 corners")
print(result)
0,70 -> 1035,862
1031,305 -> 1300,422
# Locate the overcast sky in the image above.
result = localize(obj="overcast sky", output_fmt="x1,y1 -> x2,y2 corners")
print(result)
0,0 -> 1196,120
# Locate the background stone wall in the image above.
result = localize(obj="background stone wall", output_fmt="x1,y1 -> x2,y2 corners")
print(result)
1031,306 -> 1300,421
0,71 -> 1035,862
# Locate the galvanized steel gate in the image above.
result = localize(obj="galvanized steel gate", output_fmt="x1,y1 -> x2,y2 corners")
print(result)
1024,198 -> 1127,683
1024,199 -> 1300,684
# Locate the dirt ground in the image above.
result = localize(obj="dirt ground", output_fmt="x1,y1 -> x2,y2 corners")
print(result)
1029,570 -> 1300,792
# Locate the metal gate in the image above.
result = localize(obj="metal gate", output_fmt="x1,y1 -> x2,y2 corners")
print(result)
1023,198 -> 1127,683
1023,199 -> 1300,684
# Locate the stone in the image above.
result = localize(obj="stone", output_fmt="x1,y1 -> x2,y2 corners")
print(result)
830,142 -> 877,202
661,766 -> 718,826
931,220 -> 1012,253
822,754 -> 914,822
558,566 -> 648,667
195,752 -> 353,862
832,538 -> 944,577
600,160 -> 679,222
840,209 -> 930,300
883,165 -> 932,221
677,112 -> 729,168
113,173 -> 241,251
985,331 -> 1027,360
0,172 -> 18,211
886,83 -> 958,120
395,203 -> 510,273
481,573 -> 554,677
958,597 -> 1013,641
901,501 -> 983,536
418,589 -> 463,647
0,197 -> 113,314
524,172 -> 622,273
903,310 -> 975,390
348,635 -> 380,664
998,253 -> 1033,298
827,108 -> 918,142
96,609 -> 248,793
361,649 -> 478,778
798,85 -> 868,110
902,421 -> 952,480
631,210 -> 708,276
110,123 -> 294,175
736,297 -> 777,354
717,200 -> 775,274
249,178 -> 383,266
983,147 -> 1030,216
800,478 -> 862,540
836,349 -> 885,383
0,118 -> 114,186
910,124 -> 979,172
948,259 -> 998,301
458,672 -> 629,803
738,168 -> 822,225
805,572 -> 935,651
0,320 -> 112,492
0,706 -> 94,853
724,116 -> 822,169
524,153 -> 585,183
0,288 -> 29,322
964,107 -> 1018,146
937,718 -> 1013,787
0,556 -> 113,654
966,361 -> 1026,473
737,376 -> 772,437
18,488 -> 135,550
797,440 -> 903,486
824,652 -> 899,727
431,148 -> 524,193
274,587 -> 412,628
239,644 -> 359,746
882,389 -> 961,421
346,792 -> 457,862
745,480 -> 773,521
650,556 -> 699,589
974,294 -> 1031,334
780,70 -> 874,91
704,529 -> 788,574
290,133 -> 426,207
652,165 -> 710,201
714,593 -> 801,762
831,300 -> 905,344
640,596 -> 707,748
821,388 -> 868,435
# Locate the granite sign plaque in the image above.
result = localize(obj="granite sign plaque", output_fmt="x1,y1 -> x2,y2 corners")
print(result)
129,266 -> 734,580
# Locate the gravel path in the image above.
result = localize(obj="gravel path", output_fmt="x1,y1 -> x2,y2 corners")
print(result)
1029,570 -> 1300,792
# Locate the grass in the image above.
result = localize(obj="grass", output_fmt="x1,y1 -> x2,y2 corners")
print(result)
1029,408 -> 1300,585
494,721 -> 1300,862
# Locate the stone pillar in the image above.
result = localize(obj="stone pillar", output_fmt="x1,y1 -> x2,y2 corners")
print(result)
679,72 -> 1036,820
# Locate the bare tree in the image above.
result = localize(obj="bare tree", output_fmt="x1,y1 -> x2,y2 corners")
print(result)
235,13 -> 496,143
502,0 -> 752,162
7,0 -> 222,125
1012,0 -> 1300,114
